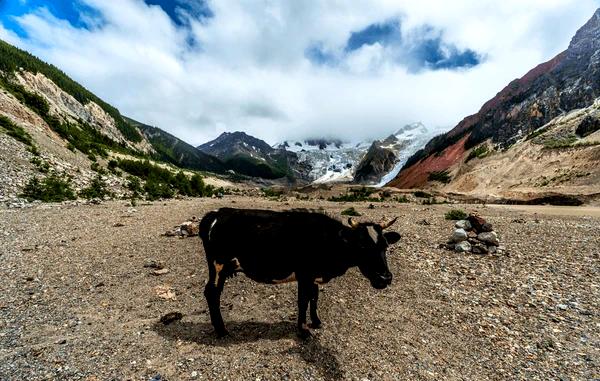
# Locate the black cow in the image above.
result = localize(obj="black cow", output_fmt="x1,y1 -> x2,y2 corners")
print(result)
199,208 -> 401,338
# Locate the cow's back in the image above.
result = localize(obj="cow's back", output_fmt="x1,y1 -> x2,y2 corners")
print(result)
200,208 -> 347,282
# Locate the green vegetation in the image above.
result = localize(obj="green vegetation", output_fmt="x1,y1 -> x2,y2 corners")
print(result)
116,159 -> 214,200
0,76 -> 140,158
445,209 -> 468,220
428,170 -> 451,183
393,195 -> 410,203
0,40 -> 141,142
79,175 -> 112,200
542,134 -> 578,149
341,207 -> 361,216
413,190 -> 433,198
328,187 -> 381,202
465,144 -> 490,162
0,115 -> 38,153
261,187 -> 284,198
21,174 -> 76,202
526,126 -> 549,141
30,156 -> 50,173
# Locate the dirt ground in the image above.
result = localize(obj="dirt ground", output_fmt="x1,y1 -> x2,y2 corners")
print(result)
1,197 -> 598,380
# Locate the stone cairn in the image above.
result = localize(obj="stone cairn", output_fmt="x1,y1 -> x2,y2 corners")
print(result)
444,214 -> 501,254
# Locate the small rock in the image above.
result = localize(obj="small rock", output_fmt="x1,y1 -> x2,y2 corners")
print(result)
160,312 -> 183,325
144,260 -> 164,269
416,219 -> 431,226
368,204 -> 375,209
455,220 -> 472,230
113,222 -> 125,227
472,244 -> 489,255
152,268 -> 170,276
557,304 -> 568,311
451,228 -> 468,243
478,231 -> 500,246
481,223 -> 493,232
488,246 -> 497,254
55,338 -> 67,345
455,241 -> 472,253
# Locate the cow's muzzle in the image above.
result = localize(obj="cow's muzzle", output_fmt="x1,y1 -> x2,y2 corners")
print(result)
370,272 -> 393,289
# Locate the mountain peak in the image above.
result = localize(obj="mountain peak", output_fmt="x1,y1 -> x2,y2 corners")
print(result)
568,8 -> 600,54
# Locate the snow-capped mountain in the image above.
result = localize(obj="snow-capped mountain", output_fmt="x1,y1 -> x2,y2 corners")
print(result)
274,139 -> 371,183
275,122 -> 442,185
375,122 -> 443,186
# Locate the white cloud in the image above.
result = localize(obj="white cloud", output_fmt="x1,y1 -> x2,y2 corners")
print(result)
3,0 -> 599,145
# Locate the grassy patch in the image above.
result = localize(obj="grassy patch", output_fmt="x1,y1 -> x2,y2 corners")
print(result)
341,207 -> 361,216
20,174 -> 76,202
445,209 -> 467,220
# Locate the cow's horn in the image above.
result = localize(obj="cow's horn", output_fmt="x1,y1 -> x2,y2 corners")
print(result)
348,218 -> 360,229
380,217 -> 398,229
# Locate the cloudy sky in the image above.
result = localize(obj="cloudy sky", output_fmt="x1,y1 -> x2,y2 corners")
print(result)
1,1 -> 599,145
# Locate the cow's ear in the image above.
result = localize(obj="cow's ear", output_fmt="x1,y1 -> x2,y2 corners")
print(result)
383,232 -> 401,245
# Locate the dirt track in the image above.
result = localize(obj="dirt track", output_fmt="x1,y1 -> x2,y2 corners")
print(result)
1,197 -> 599,380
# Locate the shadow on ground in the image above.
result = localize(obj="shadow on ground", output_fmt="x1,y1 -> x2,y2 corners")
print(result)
154,320 -> 343,380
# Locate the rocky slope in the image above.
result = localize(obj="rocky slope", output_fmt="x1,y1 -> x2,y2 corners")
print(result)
0,39 -> 230,203
389,9 -> 600,201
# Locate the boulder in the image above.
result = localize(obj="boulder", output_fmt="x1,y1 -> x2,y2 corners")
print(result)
451,228 -> 468,243
455,241 -> 472,253
478,231 -> 500,246
455,220 -> 472,230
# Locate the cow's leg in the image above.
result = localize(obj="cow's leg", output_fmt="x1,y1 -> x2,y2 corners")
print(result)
297,281 -> 312,339
308,283 -> 322,329
204,261 -> 228,337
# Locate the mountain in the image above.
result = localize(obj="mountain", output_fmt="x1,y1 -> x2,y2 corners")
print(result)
125,117 -> 225,173
275,139 -> 370,183
197,131 -> 299,179
0,39 -> 225,201
276,123 -> 440,185
388,9 -> 600,201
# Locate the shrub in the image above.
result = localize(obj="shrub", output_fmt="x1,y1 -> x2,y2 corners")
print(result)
542,134 -> 578,149
465,145 -> 489,162
445,209 -> 467,220
329,187 -> 380,202
262,187 -> 283,198
341,207 -> 361,216
413,190 -> 433,198
0,115 -> 37,151
144,176 -> 174,200
79,175 -> 112,200
30,157 -> 50,173
428,170 -> 451,183
21,174 -> 76,202
394,195 -> 410,203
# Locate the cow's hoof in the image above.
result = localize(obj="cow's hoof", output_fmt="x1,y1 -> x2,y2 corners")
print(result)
308,321 -> 322,329
297,328 -> 312,340
215,329 -> 230,338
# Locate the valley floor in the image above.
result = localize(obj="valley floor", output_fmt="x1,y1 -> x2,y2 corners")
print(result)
0,197 -> 598,380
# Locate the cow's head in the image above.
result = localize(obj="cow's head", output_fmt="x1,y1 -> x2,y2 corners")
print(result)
346,217 -> 401,289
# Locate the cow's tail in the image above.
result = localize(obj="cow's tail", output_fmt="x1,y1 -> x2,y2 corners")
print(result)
199,210 -> 219,244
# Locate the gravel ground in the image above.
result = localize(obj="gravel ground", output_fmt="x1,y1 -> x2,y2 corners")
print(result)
0,197 -> 598,380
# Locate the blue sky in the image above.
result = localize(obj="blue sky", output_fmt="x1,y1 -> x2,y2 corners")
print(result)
0,1 -> 598,144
